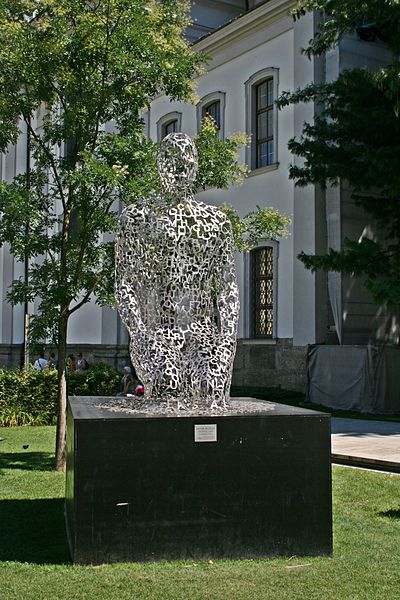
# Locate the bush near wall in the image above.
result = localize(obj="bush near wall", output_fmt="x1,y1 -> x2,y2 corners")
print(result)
0,363 -> 121,426
67,363 -> 122,397
0,368 -> 58,426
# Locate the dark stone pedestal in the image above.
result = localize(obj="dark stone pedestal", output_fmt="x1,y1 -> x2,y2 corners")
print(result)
65,397 -> 332,564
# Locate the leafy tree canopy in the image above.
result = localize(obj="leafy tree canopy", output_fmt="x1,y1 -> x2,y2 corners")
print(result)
0,0 -> 257,468
278,0 -> 400,306
0,0 -> 257,344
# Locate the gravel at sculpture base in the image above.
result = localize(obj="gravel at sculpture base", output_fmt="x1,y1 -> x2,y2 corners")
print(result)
94,397 -> 276,417
115,133 -> 239,410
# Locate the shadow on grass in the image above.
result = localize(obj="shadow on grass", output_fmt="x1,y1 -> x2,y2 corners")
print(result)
0,498 -> 71,564
378,509 -> 400,520
0,452 -> 54,471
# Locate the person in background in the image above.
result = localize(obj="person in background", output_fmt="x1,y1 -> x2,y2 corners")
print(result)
66,353 -> 76,373
134,380 -> 145,397
76,352 -> 89,370
33,351 -> 48,371
47,351 -> 57,370
121,366 -> 135,395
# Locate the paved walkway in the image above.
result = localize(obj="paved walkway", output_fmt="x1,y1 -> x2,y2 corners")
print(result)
331,417 -> 400,471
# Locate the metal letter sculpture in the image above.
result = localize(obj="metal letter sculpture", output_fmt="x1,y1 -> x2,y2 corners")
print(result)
115,133 -> 239,410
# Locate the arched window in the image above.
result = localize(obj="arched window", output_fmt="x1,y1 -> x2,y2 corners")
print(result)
255,78 -> 274,168
157,111 -> 182,141
245,68 -> 279,172
203,100 -> 221,133
197,92 -> 226,139
164,119 -> 178,136
250,245 -> 276,338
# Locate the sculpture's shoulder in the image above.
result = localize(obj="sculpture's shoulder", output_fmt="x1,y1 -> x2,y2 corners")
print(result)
119,199 -> 159,232
120,202 -> 147,224
197,203 -> 234,243
195,201 -> 230,227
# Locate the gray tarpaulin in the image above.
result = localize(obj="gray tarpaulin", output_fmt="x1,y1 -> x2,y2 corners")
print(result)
326,186 -> 342,344
307,345 -> 400,414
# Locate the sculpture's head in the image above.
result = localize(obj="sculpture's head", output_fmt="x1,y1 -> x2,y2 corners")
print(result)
158,133 -> 198,197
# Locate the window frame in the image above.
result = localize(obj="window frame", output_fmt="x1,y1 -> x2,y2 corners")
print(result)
245,68 -> 279,173
157,111 -> 182,141
255,79 -> 274,169
243,241 -> 278,339
164,119 -> 178,136
197,92 -> 226,139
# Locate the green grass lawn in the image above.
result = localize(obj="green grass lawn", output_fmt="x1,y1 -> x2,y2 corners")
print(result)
1,426 -> 400,600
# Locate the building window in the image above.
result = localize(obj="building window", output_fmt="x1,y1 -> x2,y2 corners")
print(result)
245,68 -> 279,172
202,100 -> 221,136
251,246 -> 274,337
163,119 -> 178,136
157,111 -> 182,141
197,92 -> 226,139
255,79 -> 274,168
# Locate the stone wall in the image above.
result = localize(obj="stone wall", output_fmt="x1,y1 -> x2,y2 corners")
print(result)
0,343 -> 131,372
0,344 -> 24,368
1,339 -> 307,393
232,339 -> 308,392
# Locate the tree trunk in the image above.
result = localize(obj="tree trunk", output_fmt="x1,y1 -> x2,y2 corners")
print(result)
55,315 -> 68,472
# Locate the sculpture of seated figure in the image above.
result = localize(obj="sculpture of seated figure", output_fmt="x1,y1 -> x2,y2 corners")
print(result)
115,133 -> 239,409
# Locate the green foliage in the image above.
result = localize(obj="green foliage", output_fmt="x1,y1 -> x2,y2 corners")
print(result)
299,238 -> 400,306
0,364 -> 121,426
279,0 -> 400,306
0,2 -> 272,349
197,124 -> 289,255
277,69 -> 400,195
194,115 -> 249,190
67,362 -> 121,397
0,0 -> 202,343
0,368 -> 58,426
292,1 -> 400,66
221,204 -> 291,252
113,115 -> 250,202
0,1 -> 290,467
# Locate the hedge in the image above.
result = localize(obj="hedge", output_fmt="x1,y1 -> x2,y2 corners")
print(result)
0,363 -> 121,426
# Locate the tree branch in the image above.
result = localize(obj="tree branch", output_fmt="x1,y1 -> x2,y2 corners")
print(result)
48,80 -> 68,113
91,1 -> 115,152
25,119 -> 67,210
68,275 -> 104,316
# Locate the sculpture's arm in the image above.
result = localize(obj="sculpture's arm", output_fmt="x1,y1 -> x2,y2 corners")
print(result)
214,217 -> 240,342
115,208 -> 148,342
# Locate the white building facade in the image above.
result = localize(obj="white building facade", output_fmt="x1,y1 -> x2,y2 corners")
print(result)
0,0 -> 396,391
146,0 -> 327,390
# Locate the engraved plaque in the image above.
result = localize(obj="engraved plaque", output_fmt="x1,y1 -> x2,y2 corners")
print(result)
194,423 -> 217,442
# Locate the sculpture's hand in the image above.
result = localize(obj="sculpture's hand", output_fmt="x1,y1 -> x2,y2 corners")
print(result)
215,219 -> 240,343
115,206 -> 149,344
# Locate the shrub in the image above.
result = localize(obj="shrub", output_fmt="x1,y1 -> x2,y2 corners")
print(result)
67,363 -> 121,396
0,363 -> 121,426
0,368 -> 58,426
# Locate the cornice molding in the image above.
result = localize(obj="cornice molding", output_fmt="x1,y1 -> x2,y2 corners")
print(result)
193,0 -> 296,54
